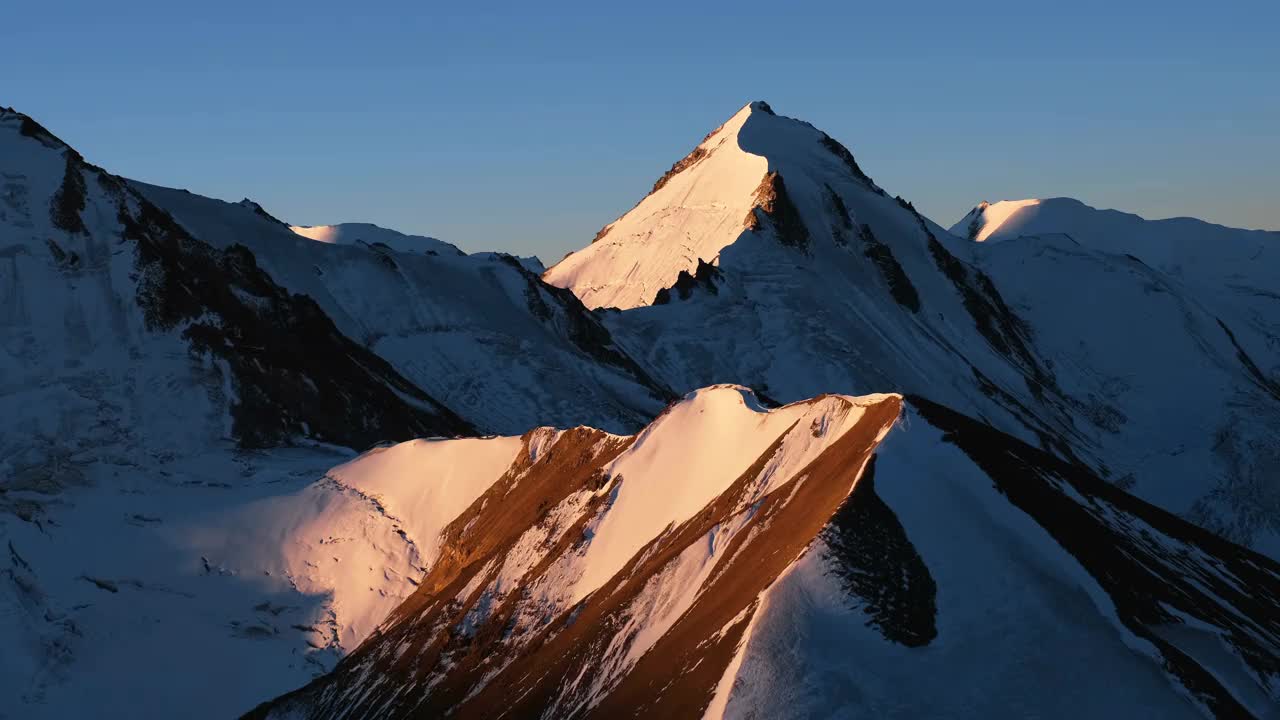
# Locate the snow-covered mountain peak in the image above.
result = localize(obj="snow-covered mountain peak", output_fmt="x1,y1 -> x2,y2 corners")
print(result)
953,197 -> 1096,241
949,195 -> 1280,246
949,196 -> 1280,299
289,221 -> 463,256
540,104 -> 767,309
543,101 -> 887,309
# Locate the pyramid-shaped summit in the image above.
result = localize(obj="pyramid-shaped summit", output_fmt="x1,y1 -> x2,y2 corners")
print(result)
542,101 -> 884,310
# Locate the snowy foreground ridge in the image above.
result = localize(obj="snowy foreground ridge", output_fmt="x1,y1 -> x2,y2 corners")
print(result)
250,386 -> 903,718
248,387 -> 1280,720
2,100 -> 1279,719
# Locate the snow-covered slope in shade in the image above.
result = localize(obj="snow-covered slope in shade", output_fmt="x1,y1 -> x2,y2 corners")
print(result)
2,448 -> 355,719
0,106 -> 475,719
949,198 -> 1280,552
134,182 -> 671,435
290,222 -> 464,257
247,386 -> 903,719
972,233 -> 1280,553
952,196 -> 1280,368
0,432 -> 526,719
185,434 -> 525,653
721,397 -> 1279,719
552,101 -> 1280,556
0,107 -> 470,468
248,392 -> 1280,719
951,196 -> 1280,309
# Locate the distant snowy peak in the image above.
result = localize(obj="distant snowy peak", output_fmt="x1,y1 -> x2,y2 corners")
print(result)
952,196 -> 1280,246
954,198 -> 1042,241
949,196 -> 1280,297
542,100 -> 886,310
290,222 -> 463,256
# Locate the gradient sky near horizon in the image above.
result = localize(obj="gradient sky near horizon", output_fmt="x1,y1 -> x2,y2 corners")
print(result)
6,1 -> 1278,260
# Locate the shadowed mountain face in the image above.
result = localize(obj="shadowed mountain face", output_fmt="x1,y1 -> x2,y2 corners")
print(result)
130,181 -> 673,436
0,106 -> 472,461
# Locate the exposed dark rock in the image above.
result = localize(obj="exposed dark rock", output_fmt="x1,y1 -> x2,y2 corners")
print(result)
5,107 -> 72,153
589,223 -> 613,244
80,575 -> 119,593
821,456 -> 937,646
495,254 -> 674,402
745,171 -> 810,251
966,202 -> 989,240
236,198 -> 290,228
44,239 -> 80,270
819,134 -> 880,192
522,274 -> 553,321
650,146 -> 708,195
824,184 -> 854,246
652,258 -> 722,305
115,183 -> 474,448
907,201 -> 1054,395
750,385 -> 784,408
1216,317 -> 1280,403
50,153 -> 88,234
859,223 -> 921,313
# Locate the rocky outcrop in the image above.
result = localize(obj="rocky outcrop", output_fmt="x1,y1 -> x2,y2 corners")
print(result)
745,171 -> 809,251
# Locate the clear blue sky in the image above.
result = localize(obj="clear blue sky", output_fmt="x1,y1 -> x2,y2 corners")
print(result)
6,1 -> 1278,260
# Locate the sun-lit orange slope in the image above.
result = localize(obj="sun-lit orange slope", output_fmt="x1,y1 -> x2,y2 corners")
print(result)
247,386 -> 902,719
